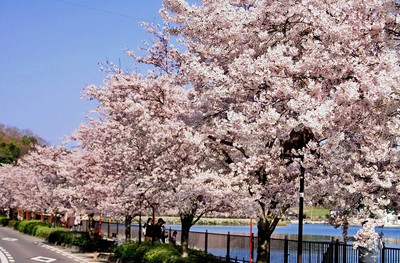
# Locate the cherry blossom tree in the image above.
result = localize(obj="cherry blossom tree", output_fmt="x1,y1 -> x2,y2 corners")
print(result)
160,0 -> 400,261
15,146 -> 74,213
71,118 -> 151,238
0,164 -> 21,212
0,145 -> 69,220
74,56 -> 240,251
2,142 -> 117,226
148,124 -> 239,255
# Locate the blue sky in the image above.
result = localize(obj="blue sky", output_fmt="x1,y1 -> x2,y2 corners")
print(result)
0,0 -> 163,145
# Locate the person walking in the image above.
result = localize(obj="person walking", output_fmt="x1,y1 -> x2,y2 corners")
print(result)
143,217 -> 153,242
153,218 -> 166,243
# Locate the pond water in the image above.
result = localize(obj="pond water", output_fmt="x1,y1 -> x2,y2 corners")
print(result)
163,223 -> 400,261
170,223 -> 400,246
107,221 -> 400,246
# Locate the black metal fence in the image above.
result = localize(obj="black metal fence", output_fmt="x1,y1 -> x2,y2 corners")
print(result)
86,220 -> 400,263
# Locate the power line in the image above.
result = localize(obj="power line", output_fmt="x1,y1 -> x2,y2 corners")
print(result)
55,0 -> 157,23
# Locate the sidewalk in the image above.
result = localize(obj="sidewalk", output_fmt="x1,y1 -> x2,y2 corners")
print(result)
36,241 -> 111,262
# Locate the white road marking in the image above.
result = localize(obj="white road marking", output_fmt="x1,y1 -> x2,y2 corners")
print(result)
36,243 -> 92,262
30,256 -> 57,262
0,238 -> 17,242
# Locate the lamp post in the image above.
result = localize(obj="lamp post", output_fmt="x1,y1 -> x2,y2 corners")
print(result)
281,126 -> 315,263
297,164 -> 305,263
138,194 -> 144,244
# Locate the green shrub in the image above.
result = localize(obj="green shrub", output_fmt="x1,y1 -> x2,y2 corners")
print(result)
114,242 -> 140,262
19,220 -> 50,235
13,220 -> 50,235
8,219 -> 20,229
16,220 -> 30,232
143,244 -> 180,263
47,231 -> 115,252
187,249 -> 225,263
48,231 -> 88,244
0,217 -> 10,226
34,226 -> 62,238
114,242 -> 156,263
9,220 -> 54,237
114,242 -> 226,263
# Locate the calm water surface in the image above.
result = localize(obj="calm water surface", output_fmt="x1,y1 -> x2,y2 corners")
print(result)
175,223 -> 400,246
112,222 -> 400,246
163,223 -> 400,261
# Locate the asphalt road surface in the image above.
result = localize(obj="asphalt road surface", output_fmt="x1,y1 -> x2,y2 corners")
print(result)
0,226 -> 102,263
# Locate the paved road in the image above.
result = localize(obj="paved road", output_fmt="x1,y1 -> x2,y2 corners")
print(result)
0,226 -> 104,263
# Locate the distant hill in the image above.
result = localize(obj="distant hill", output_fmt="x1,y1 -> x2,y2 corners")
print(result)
0,124 -> 48,164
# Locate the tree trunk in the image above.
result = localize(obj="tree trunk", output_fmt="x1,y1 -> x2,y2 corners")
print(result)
180,214 -> 194,258
125,215 -> 132,241
88,213 -> 95,236
8,207 -> 13,219
256,217 -> 277,263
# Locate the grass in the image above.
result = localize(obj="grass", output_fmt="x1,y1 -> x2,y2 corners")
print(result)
292,206 -> 331,221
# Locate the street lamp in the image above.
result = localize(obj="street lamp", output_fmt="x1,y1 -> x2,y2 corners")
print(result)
298,164 -> 305,263
138,194 -> 144,244
282,126 -> 315,263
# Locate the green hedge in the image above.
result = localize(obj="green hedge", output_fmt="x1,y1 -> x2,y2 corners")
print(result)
17,220 -> 51,235
8,219 -> 20,229
114,242 -> 226,263
47,231 -> 115,252
0,217 -> 10,226
48,231 -> 89,245
10,219 -> 66,238
35,226 -> 66,238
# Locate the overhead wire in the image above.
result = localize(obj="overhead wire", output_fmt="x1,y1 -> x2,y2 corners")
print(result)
54,0 -> 158,23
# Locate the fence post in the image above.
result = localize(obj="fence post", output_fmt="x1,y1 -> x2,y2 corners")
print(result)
205,230 -> 208,254
226,231 -> 231,262
98,215 -> 102,236
328,237 -> 334,263
284,235 -> 289,263
107,218 -> 110,238
381,242 -> 385,263
249,217 -> 253,263
138,207 -> 142,244
268,235 -> 271,263
116,221 -> 119,236
251,233 -> 255,263
334,239 -> 339,263
343,241 -> 347,263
